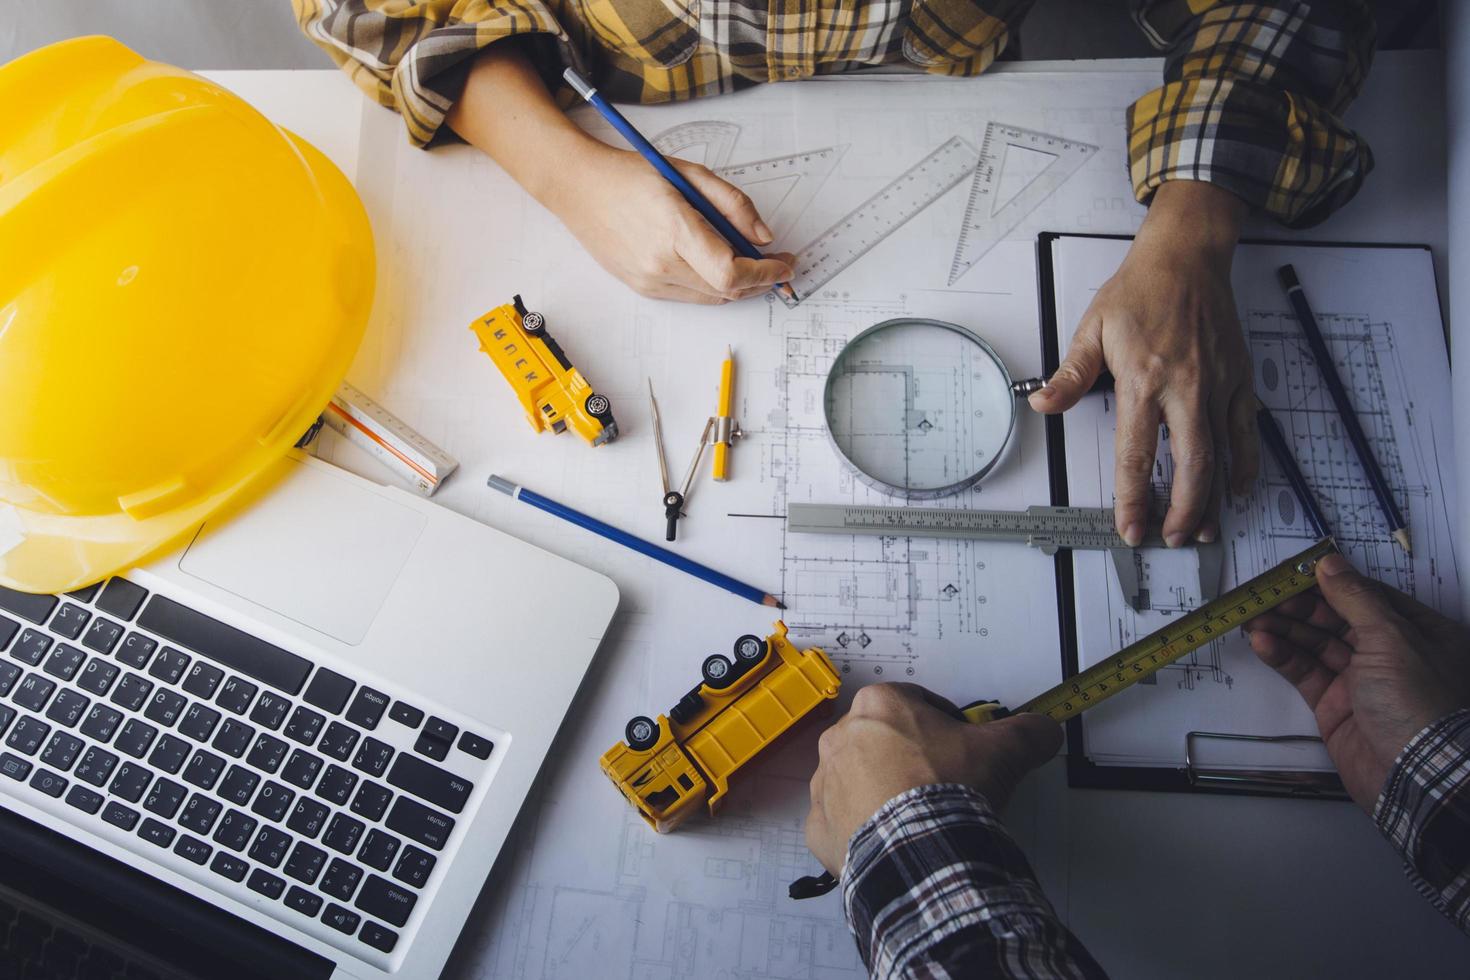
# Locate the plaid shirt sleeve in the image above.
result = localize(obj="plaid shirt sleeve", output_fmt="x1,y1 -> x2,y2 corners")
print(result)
1374,708 -> 1470,934
1128,1 -> 1376,226
842,783 -> 1108,980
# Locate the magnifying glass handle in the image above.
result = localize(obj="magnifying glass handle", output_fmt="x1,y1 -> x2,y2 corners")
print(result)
1010,371 -> 1115,398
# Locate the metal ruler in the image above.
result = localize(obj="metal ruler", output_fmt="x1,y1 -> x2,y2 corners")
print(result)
786,502 -> 1223,612
783,136 -> 977,307
965,538 -> 1336,724
948,123 -> 1097,286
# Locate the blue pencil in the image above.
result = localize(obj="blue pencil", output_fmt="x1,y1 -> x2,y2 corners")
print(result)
488,475 -> 784,608
1255,402 -> 1331,539
562,68 -> 797,303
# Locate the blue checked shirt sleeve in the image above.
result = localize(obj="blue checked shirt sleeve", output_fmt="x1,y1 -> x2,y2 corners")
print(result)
1374,708 -> 1470,934
842,784 -> 1107,979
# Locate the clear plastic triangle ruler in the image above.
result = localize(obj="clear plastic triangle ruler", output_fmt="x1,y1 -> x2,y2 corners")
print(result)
783,136 -> 977,307
715,145 -> 847,242
651,120 -> 742,170
948,123 -> 1098,286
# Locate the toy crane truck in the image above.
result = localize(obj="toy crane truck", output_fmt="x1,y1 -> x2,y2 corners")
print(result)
469,295 -> 618,446
601,622 -> 841,833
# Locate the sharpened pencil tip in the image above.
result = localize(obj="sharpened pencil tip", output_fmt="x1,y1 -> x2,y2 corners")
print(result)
1392,527 -> 1412,555
764,595 -> 785,609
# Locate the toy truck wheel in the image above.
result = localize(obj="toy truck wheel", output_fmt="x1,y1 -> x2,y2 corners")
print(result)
522,311 -> 546,334
625,715 -> 659,751
701,654 -> 735,688
733,634 -> 767,664
585,393 -> 612,419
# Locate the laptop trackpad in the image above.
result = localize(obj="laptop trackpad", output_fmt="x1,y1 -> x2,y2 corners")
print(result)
179,462 -> 426,645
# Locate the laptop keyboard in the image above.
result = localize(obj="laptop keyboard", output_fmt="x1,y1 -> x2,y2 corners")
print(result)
0,578 -> 499,965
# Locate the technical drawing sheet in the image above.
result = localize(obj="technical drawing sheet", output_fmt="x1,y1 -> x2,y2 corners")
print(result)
1051,235 -> 1461,773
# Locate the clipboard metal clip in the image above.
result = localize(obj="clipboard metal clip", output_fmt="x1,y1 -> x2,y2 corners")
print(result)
1183,731 -> 1348,799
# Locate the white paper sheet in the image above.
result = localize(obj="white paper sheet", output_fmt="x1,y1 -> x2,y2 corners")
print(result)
1052,235 -> 1461,771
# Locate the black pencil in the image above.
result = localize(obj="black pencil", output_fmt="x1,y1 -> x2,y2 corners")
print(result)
1277,264 -> 1410,554
1255,400 -> 1330,539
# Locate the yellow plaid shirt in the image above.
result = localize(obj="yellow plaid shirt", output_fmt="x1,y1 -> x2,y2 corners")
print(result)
292,0 -> 1374,226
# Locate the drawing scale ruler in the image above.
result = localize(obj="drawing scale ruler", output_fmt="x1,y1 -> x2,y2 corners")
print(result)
948,123 -> 1097,285
783,136 -> 977,307
715,145 -> 847,241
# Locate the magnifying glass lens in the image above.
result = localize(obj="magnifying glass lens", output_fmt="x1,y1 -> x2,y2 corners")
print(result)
824,318 -> 1016,498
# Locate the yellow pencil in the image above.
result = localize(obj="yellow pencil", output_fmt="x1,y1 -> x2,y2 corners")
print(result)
713,346 -> 737,481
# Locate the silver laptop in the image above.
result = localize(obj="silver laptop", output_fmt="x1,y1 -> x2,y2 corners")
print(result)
0,454 -> 619,979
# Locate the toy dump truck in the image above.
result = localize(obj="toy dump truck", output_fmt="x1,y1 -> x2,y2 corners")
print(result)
601,622 -> 840,833
469,295 -> 618,446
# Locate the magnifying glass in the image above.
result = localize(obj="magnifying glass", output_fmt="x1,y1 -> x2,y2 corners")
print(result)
823,318 -> 1047,500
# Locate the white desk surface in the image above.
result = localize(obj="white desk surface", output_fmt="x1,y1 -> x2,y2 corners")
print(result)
209,51 -> 1466,979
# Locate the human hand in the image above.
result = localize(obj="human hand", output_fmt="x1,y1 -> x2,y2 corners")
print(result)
804,683 -> 1062,875
1028,180 -> 1258,548
1247,553 -> 1470,813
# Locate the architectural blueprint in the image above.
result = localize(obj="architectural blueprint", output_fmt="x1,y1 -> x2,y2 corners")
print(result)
1052,236 -> 1461,772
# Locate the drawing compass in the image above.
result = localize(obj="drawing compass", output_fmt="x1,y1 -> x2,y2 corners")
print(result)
649,380 -> 714,542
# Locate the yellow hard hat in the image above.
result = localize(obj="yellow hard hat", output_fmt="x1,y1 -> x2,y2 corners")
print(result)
0,37 -> 375,594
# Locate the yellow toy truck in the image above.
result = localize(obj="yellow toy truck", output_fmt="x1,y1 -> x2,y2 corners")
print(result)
601,622 -> 841,833
469,295 -> 618,446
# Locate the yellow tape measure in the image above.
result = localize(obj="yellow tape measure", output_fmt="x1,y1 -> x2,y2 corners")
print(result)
963,538 -> 1338,725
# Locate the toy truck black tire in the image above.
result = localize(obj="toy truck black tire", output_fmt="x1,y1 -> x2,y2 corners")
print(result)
522,310 -> 546,334
585,393 -> 612,420
701,654 -> 736,689
733,635 -> 767,664
625,715 -> 660,751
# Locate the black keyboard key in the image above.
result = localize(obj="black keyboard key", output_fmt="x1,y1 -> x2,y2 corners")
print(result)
352,737 -> 393,778
219,765 -> 261,807
147,734 -> 190,775
351,782 -> 393,823
417,716 -> 458,762
388,701 -> 424,729
287,798 -> 330,839
81,618 -> 124,655
304,669 -> 355,715
386,797 -> 454,851
359,921 -> 398,953
28,768 -> 66,798
143,688 -> 186,727
321,858 -> 365,902
66,786 -> 105,816
108,762 -> 153,803
345,688 -> 388,730
114,719 -> 159,759
78,703 -> 122,742
40,732 -> 83,771
0,703 -> 12,738
387,754 -> 472,815
73,746 -> 118,787
6,715 -> 49,756
212,718 -> 254,758
0,586 -> 57,625
96,578 -> 148,621
182,661 -> 225,699
109,672 -> 153,711
137,596 -> 311,694
0,616 -> 16,652
247,869 -> 286,900
459,731 -> 494,759
0,752 -> 30,781
322,813 -> 365,856
42,644 -> 86,682
392,845 -> 436,889
213,809 -> 258,852
215,676 -> 257,715
76,658 -> 119,696
358,829 -> 400,872
281,750 -> 324,791
0,661 -> 19,696
44,689 -> 89,728
114,632 -> 157,670
210,852 -> 249,883
11,629 -> 51,666
138,818 -> 176,849
179,793 -> 223,836
251,780 -> 295,823
11,673 -> 54,712
316,765 -> 358,807
284,706 -> 325,746
50,604 -> 91,641
284,841 -> 327,885
66,582 -> 102,602
318,722 -> 359,762
248,733 -> 288,774
100,800 -> 137,828
148,647 -> 190,685
250,691 -> 291,731
182,750 -> 225,791
321,903 -> 360,935
249,826 -> 293,869
284,886 -> 323,918
178,703 -> 221,743
173,835 -> 212,865
144,777 -> 187,819
355,875 -> 416,928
